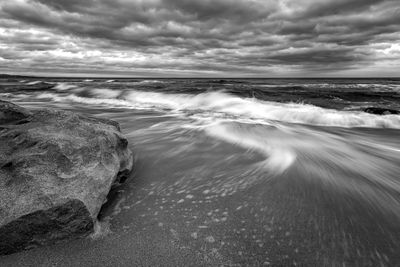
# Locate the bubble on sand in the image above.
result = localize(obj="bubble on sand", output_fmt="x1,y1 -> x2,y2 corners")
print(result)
205,236 -> 215,243
170,229 -> 179,239
177,199 -> 185,203
191,232 -> 198,239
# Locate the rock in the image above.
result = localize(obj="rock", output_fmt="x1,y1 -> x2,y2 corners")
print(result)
0,100 -> 31,125
364,107 -> 399,115
0,100 -> 133,255
211,79 -> 228,84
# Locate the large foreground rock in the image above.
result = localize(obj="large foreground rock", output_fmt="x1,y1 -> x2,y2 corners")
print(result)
0,100 -> 133,255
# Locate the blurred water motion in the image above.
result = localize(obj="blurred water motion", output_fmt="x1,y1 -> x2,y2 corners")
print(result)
1,77 -> 399,265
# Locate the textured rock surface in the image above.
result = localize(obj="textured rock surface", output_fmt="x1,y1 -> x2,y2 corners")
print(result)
0,100 -> 133,255
364,107 -> 399,115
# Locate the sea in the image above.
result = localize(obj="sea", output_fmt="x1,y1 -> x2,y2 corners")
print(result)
1,77 -> 400,266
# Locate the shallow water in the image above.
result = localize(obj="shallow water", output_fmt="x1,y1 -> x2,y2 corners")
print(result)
1,78 -> 400,266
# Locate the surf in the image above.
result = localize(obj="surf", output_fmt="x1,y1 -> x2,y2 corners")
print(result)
36,89 -> 400,129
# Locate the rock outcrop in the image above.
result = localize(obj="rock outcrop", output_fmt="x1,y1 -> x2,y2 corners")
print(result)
364,107 -> 399,115
0,100 -> 133,255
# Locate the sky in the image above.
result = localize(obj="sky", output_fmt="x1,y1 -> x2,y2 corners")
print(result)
0,0 -> 399,77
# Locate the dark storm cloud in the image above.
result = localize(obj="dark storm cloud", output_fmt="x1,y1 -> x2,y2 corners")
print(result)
163,0 -> 273,22
297,0 -> 384,18
0,0 -> 400,76
268,47 -> 365,65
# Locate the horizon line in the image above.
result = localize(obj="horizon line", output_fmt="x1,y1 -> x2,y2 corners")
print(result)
2,73 -> 400,79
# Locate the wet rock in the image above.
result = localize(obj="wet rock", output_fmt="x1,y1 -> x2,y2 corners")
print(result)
364,107 -> 400,115
0,100 -> 133,255
0,100 -> 31,125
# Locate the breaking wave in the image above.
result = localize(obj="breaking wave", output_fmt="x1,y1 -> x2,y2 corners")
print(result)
202,120 -> 400,203
36,89 -> 400,129
54,82 -> 77,91
25,80 -> 42,85
205,122 -> 297,174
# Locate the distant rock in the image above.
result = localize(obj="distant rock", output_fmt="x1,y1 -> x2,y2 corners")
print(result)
211,79 -> 228,84
364,107 -> 400,115
0,100 -> 133,255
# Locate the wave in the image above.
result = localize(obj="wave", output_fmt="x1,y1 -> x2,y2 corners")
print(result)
25,80 -> 42,85
121,90 -> 400,128
134,80 -> 162,84
202,121 -> 400,216
255,82 -> 400,93
36,93 -> 132,107
54,82 -> 77,91
36,89 -> 400,129
205,122 -> 296,174
88,88 -> 122,99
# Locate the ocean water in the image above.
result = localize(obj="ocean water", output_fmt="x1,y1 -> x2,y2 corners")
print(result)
1,78 -> 400,266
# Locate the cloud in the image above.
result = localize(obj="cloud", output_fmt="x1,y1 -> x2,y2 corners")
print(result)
295,0 -> 384,18
0,0 -> 399,76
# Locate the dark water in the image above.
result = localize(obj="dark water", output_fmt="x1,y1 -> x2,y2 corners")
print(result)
1,78 -> 400,266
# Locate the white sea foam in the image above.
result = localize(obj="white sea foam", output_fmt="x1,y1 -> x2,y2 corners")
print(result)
36,93 -> 133,107
122,90 -> 400,129
26,80 -> 42,85
36,90 -> 400,129
90,88 -> 122,99
90,219 -> 112,240
203,120 -> 400,197
205,122 -> 297,174
134,80 -> 162,84
54,82 -> 77,91
258,84 -> 298,88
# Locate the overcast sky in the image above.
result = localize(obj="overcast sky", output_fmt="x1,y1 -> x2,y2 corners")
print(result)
0,0 -> 399,77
